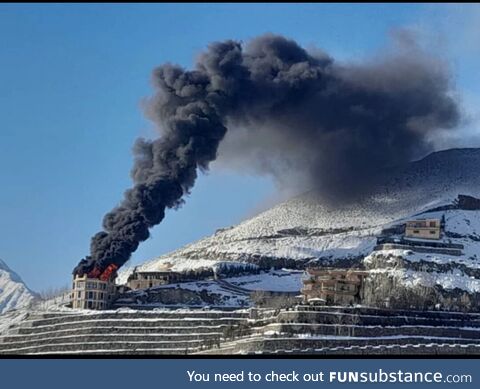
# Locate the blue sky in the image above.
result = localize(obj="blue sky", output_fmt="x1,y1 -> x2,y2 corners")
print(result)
0,3 -> 478,291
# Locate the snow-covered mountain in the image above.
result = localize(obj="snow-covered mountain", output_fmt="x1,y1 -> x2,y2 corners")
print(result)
114,148 -> 480,311
0,258 -> 37,314
127,148 -> 480,275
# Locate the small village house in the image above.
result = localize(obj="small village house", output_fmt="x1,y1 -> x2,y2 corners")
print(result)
405,218 -> 441,240
126,268 -> 181,290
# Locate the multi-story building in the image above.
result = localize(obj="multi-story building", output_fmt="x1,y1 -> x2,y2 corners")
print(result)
71,274 -> 117,310
405,218 -> 441,240
302,268 -> 369,305
126,270 -> 181,290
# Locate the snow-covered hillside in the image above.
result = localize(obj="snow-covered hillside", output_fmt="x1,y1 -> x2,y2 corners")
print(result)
0,258 -> 37,315
125,148 -> 480,280
364,207 -> 480,303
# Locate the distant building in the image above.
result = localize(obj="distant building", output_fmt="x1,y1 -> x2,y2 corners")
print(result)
71,274 -> 117,310
405,218 -> 441,240
127,269 -> 182,290
302,268 -> 369,306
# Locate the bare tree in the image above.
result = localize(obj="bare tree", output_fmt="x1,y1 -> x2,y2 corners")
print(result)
251,291 -> 297,309
349,313 -> 360,337
39,284 -> 70,300
331,311 -> 346,336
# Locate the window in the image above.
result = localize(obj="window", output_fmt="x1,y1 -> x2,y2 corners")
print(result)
430,230 -> 436,234
430,221 -> 436,227
413,230 -> 420,233
76,282 -> 85,290
88,291 -> 94,299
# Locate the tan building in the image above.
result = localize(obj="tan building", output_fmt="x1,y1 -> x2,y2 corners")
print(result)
405,218 -> 441,240
71,274 -> 117,310
302,268 -> 369,306
127,270 -> 181,290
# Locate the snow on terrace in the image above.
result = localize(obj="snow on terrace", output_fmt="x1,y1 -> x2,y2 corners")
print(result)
226,270 -> 304,292
0,309 -> 29,335
147,270 -> 304,301
369,267 -> 480,294
367,248 -> 480,270
158,232 -> 379,265
117,270 -> 303,309
124,279 -> 250,308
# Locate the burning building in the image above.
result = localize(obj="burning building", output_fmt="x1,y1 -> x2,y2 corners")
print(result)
71,264 -> 118,310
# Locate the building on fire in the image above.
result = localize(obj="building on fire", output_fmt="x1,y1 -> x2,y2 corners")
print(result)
71,264 -> 118,310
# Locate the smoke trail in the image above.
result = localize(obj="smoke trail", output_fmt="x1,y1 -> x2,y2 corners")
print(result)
73,33 -> 459,277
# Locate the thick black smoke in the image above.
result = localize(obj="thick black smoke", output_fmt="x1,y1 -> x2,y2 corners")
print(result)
74,33 -> 460,276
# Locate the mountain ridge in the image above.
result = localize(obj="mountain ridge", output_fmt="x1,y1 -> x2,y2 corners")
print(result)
0,258 -> 38,315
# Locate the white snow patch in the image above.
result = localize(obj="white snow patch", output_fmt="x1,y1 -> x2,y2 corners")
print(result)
0,258 -> 37,315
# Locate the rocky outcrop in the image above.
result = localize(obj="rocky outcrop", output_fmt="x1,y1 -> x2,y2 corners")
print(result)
362,254 -> 480,312
457,195 -> 480,210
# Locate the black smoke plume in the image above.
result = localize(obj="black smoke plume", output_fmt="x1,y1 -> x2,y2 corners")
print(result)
73,33 -> 460,277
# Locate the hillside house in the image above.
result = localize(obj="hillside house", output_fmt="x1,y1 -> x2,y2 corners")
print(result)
127,270 -> 182,290
405,218 -> 441,240
302,268 -> 369,306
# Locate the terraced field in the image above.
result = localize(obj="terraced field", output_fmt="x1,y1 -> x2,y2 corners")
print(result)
1,306 -> 480,355
197,306 -> 480,355
0,310 -> 250,355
